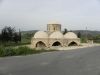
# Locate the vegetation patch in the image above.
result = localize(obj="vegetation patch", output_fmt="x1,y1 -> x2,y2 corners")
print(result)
0,46 -> 57,57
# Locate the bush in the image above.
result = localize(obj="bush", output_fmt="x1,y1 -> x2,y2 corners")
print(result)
15,46 -> 33,55
80,37 -> 87,43
0,46 -> 57,57
3,47 -> 15,56
0,46 -> 15,57
0,46 -> 4,57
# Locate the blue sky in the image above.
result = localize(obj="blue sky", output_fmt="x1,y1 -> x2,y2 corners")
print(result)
0,0 -> 100,31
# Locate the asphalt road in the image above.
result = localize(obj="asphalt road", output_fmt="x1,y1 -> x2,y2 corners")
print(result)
0,46 -> 100,75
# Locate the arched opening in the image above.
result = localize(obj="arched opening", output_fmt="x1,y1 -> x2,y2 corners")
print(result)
68,41 -> 78,46
52,41 -> 61,46
36,41 -> 46,48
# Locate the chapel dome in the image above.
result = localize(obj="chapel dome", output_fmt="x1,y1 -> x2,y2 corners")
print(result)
49,31 -> 63,39
64,32 -> 78,39
34,31 -> 48,38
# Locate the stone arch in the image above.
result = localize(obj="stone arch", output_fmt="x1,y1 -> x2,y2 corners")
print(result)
36,41 -> 46,47
68,41 -> 78,46
52,41 -> 62,46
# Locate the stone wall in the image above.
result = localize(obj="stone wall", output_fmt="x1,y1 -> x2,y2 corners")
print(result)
47,24 -> 61,33
31,38 -> 80,48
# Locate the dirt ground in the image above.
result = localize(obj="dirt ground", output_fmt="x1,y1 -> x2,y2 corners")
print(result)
27,43 -> 100,50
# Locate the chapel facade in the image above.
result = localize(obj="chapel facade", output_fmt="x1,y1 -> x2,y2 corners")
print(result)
31,22 -> 80,48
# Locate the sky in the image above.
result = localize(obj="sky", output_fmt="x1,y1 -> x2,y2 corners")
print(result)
0,0 -> 100,31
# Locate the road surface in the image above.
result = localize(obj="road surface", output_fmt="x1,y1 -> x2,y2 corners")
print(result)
0,46 -> 100,75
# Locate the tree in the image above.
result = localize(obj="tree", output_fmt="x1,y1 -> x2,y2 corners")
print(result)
1,26 -> 20,43
0,34 -> 1,42
77,32 -> 81,38
63,28 -> 68,34
0,34 -> 1,39
13,32 -> 19,43
18,29 -> 21,42
12,30 -> 21,43
1,26 -> 14,42
87,34 -> 94,40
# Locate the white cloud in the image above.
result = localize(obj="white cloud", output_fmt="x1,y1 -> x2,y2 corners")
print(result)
0,0 -> 100,31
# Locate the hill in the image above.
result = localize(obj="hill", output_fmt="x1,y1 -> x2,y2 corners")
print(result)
73,30 -> 100,36
21,30 -> 100,36
21,30 -> 38,35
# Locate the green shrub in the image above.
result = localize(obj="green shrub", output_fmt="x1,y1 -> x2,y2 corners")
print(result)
0,46 -> 57,57
15,46 -> 33,55
0,46 -> 15,57
3,47 -> 15,56
0,46 -> 4,57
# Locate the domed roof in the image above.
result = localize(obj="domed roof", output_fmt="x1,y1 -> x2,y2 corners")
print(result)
49,31 -> 63,38
64,32 -> 78,39
48,21 -> 60,24
34,31 -> 48,38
